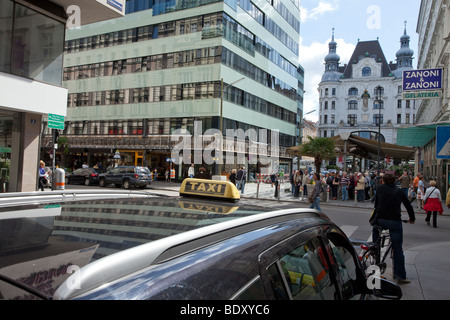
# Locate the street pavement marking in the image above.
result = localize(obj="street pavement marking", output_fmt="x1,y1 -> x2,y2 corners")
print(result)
340,225 -> 359,238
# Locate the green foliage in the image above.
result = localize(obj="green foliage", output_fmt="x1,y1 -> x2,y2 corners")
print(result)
297,136 -> 336,174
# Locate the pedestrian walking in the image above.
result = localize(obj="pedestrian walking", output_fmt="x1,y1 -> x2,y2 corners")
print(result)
340,172 -> 350,201
188,164 -> 195,178
398,170 -> 411,198
423,180 -> 443,228
348,173 -> 355,200
364,172 -> 371,200
417,174 -> 425,209
356,173 -> 365,202
302,171 -> 309,197
446,187 -> 450,209
309,173 -> 323,212
332,172 -> 339,200
38,160 -> 46,191
372,173 -> 415,284
236,166 -> 246,194
229,169 -> 237,185
293,170 -> 301,197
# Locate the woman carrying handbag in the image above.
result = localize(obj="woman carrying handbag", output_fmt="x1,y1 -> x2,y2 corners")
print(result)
423,180 -> 443,228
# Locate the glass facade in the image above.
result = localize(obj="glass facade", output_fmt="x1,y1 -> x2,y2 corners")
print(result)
0,0 -> 65,85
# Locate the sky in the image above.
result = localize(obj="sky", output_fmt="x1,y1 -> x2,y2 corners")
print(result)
298,0 -> 422,122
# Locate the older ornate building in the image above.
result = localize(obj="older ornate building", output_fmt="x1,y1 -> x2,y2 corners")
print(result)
318,27 -> 416,146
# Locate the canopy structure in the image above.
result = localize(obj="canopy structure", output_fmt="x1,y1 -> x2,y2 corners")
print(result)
396,122 -> 450,147
288,133 -> 416,161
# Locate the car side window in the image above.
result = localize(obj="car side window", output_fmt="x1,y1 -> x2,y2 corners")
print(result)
269,237 -> 337,300
325,229 -> 363,300
0,279 -> 43,300
111,168 -> 120,174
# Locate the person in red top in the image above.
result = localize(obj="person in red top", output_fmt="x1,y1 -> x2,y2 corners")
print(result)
423,180 -> 443,228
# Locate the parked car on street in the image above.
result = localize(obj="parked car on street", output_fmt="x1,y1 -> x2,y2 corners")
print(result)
65,167 -> 105,186
0,188 -> 401,301
98,166 -> 151,189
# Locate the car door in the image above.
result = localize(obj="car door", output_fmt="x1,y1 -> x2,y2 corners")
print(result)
259,227 -> 342,300
71,169 -> 83,184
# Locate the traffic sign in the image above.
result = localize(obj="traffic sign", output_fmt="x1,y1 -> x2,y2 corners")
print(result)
48,113 -> 65,130
436,126 -> 450,159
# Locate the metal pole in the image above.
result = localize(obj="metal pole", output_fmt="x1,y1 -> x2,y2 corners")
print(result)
52,129 -> 56,191
377,86 -> 382,176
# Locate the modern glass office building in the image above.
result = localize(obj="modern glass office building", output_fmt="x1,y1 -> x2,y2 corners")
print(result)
46,0 -> 303,179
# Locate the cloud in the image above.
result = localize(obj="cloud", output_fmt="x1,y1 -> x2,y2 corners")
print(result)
299,37 -> 355,121
300,1 -> 339,23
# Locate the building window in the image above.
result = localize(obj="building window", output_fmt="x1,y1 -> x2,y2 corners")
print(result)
332,88 -> 336,95
397,114 -> 401,124
331,115 -> 335,124
8,1 -> 65,85
373,86 -> 384,96
348,114 -> 357,126
348,100 -> 358,110
373,114 -> 383,126
406,114 -> 410,124
398,100 -> 402,108
373,100 -> 384,109
406,100 -> 410,108
331,101 -> 335,110
324,101 -> 328,110
348,87 -> 358,95
362,67 -> 371,77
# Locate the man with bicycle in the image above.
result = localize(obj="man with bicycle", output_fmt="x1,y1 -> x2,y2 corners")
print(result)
373,173 -> 415,284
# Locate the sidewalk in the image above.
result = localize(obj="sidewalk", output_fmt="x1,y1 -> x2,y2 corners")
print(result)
148,180 -> 450,300
149,180 -> 448,214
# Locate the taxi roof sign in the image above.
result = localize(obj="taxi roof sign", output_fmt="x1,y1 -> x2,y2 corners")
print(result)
180,178 -> 240,202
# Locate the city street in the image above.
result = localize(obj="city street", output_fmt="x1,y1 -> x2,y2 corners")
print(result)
65,180 -> 450,300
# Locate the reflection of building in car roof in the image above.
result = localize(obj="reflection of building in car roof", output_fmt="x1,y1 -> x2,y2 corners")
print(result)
0,190 -> 401,300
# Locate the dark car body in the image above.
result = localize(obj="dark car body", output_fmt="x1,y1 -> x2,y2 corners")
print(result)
98,166 -> 151,189
66,167 -> 105,186
0,190 -> 401,301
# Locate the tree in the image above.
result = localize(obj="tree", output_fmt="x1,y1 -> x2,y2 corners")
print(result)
296,136 -> 336,175
56,136 -> 70,168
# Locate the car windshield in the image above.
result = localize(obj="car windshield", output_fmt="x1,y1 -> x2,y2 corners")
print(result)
0,195 -> 270,299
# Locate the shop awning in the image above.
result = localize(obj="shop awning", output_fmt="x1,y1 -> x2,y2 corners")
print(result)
396,122 -> 450,147
288,133 -> 416,161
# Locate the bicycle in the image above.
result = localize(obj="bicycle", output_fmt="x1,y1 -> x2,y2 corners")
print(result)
359,220 -> 409,276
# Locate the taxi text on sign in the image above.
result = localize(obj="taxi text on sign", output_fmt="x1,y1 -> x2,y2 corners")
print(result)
180,178 -> 240,201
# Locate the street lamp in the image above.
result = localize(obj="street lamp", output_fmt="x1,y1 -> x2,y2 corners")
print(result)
218,77 -> 245,175
375,85 -> 383,176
